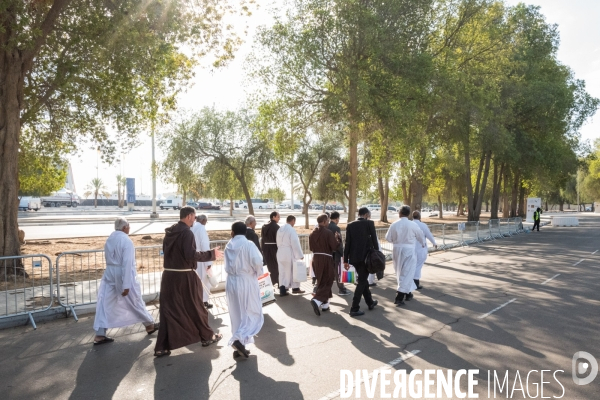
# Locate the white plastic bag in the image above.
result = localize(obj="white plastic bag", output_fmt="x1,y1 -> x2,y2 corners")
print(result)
258,267 -> 276,305
294,260 -> 307,283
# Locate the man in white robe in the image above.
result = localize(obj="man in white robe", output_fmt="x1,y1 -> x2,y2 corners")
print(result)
191,214 -> 213,308
93,218 -> 158,345
225,221 -> 265,359
412,211 -> 437,290
276,215 -> 305,296
385,206 -> 425,306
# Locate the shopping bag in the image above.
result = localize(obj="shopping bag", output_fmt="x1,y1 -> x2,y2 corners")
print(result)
341,266 -> 356,284
258,268 -> 276,305
294,260 -> 308,283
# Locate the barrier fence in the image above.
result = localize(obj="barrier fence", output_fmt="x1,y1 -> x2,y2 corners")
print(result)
0,254 -> 53,329
0,217 -> 524,328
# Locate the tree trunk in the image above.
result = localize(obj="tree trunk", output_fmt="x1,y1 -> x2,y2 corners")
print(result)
490,161 -> 504,219
438,195 -> 443,219
238,175 -> 254,216
94,191 -> 98,208
229,196 -> 233,217
510,169 -> 520,217
545,201 -> 548,212
347,134 -> 358,223
377,170 -> 389,223
518,185 -> 526,217
456,196 -> 463,217
182,190 -> 187,206
0,53 -> 22,259
502,170 -> 510,218
401,179 -> 408,205
303,189 -> 311,229
322,202 -> 327,213
472,150 -> 492,221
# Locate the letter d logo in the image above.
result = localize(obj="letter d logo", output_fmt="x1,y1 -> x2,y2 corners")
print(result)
572,351 -> 598,385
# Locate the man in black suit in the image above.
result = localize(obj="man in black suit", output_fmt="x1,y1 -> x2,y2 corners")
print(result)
328,212 -> 351,296
245,215 -> 262,255
343,207 -> 379,317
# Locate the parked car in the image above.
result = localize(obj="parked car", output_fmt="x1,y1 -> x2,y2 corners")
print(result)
277,203 -> 290,209
198,202 -> 220,210
428,211 -> 439,217
19,196 -> 41,211
387,206 -> 397,213
335,205 -> 344,210
187,201 -> 199,209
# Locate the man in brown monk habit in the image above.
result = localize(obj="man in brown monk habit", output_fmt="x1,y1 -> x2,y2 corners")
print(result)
309,214 -> 341,316
261,211 -> 280,286
154,206 -> 224,357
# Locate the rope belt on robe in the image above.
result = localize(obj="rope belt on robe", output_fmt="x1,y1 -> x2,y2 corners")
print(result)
263,243 -> 277,245
312,253 -> 333,257
163,268 -> 194,272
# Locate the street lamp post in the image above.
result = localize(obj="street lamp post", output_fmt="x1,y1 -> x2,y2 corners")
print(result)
150,125 -> 159,218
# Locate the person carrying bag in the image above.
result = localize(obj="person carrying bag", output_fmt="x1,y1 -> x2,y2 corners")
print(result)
343,207 -> 380,317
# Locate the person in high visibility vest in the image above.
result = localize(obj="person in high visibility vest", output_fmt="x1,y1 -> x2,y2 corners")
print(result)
532,207 -> 542,231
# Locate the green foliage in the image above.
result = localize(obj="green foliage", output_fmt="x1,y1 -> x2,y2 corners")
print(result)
264,188 -> 285,204
18,136 -> 67,197
161,108 -> 272,215
9,0 -> 248,161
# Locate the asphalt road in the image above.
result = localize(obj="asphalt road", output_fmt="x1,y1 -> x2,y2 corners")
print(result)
1,216 -> 599,399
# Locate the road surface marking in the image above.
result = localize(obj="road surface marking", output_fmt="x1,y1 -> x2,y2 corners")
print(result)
541,274 -> 560,285
592,250 -> 598,255
317,350 -> 421,400
573,259 -> 585,266
478,298 -> 517,319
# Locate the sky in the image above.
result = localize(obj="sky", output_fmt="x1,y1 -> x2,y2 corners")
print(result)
68,0 -> 600,197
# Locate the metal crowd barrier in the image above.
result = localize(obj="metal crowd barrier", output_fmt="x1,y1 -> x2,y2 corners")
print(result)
0,254 -> 53,329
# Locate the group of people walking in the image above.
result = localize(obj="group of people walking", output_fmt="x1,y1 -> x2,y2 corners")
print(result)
91,204 -> 437,360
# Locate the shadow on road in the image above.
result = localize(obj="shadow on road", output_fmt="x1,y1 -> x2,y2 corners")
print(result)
231,356 -> 302,400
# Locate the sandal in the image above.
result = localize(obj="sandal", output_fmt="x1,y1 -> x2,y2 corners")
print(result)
146,323 -> 160,335
93,336 -> 115,345
154,350 -> 171,357
201,333 -> 223,347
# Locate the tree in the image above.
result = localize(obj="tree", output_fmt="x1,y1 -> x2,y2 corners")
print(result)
1,0 -> 246,256
86,178 -> 107,208
254,0 -> 436,222
202,160 -> 250,217
265,188 -> 285,205
18,139 -> 67,197
165,108 -> 272,215
276,131 -> 338,228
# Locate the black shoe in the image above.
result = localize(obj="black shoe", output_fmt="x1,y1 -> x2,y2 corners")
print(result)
292,288 -> 306,294
310,299 -> 321,316
414,279 -> 423,290
368,300 -> 378,310
204,302 -> 213,309
394,292 -> 405,305
321,307 -> 330,312
396,300 -> 406,306
280,286 -> 288,296
368,283 -> 377,287
405,292 -> 414,301
338,289 -> 352,296
312,286 -> 317,294
232,340 -> 249,358
350,310 -> 365,317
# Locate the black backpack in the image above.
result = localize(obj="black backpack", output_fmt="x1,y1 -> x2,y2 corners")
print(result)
365,246 -> 386,274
